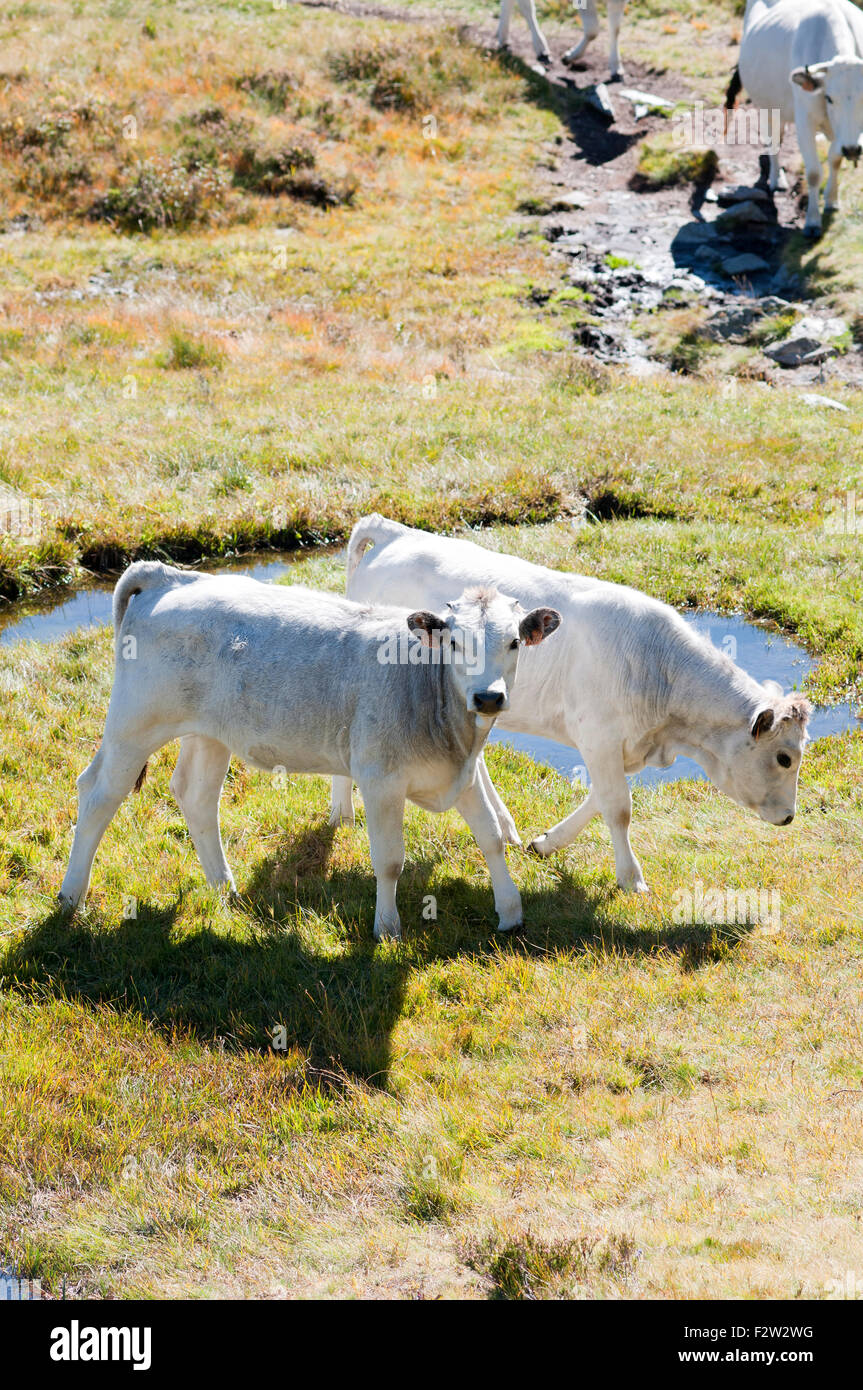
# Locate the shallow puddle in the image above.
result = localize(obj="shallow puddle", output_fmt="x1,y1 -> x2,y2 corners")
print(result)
1,563 -> 858,786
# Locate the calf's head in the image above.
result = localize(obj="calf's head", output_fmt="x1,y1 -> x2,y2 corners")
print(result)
407,587 -> 561,718
792,58 -> 863,162
712,684 -> 812,826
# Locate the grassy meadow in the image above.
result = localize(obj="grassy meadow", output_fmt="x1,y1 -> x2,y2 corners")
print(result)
1,0 -> 862,1298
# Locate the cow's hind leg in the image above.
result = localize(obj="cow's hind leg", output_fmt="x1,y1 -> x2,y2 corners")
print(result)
170,735 -> 234,889
562,0 -> 599,65
497,0 -> 515,49
477,756 -> 521,846
59,737 -> 155,910
329,775 -> 355,827
515,0 -> 550,62
608,0 -> 626,80
456,775 -> 523,932
358,774 -> 406,940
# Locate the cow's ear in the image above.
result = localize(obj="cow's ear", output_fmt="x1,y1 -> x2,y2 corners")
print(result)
407,611 -> 448,646
751,707 -> 775,740
519,607 -> 561,646
792,65 -> 823,92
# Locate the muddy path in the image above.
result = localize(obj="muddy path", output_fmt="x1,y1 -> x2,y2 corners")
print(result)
299,0 -> 862,389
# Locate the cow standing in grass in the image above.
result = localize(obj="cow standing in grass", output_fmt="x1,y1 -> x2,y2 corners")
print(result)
58,562 -> 560,939
497,0 -> 627,81
729,0 -> 863,236
333,517 -> 812,895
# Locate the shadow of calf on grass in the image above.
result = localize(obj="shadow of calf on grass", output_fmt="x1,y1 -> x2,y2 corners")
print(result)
9,825 -> 753,1086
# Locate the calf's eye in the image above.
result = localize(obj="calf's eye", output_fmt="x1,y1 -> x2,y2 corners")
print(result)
777,753 -> 792,768
510,639 -> 519,650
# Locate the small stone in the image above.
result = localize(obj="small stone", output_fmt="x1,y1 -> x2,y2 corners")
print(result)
764,336 -> 836,366
801,393 -> 849,411
717,185 -> 772,207
585,84 -> 616,123
673,221 -> 720,246
716,199 -> 771,227
552,190 -> 589,211
619,87 -> 674,110
722,252 -> 771,276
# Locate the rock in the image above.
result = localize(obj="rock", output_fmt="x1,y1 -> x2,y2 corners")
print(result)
722,252 -> 771,276
703,304 -> 766,342
801,392 -> 849,411
717,185 -> 772,207
620,87 -> 674,111
585,84 -> 616,123
764,336 -> 836,366
673,221 -> 721,246
797,314 -> 847,340
551,190 -> 589,211
716,199 -> 771,227
757,296 -> 794,314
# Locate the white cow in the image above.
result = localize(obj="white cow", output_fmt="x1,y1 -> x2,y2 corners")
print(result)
497,0 -> 627,81
332,517 -> 812,894
732,0 -> 863,235
58,562 -> 560,939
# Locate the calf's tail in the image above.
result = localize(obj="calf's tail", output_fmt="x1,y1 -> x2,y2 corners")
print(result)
112,560 -> 200,794
345,513 -> 407,590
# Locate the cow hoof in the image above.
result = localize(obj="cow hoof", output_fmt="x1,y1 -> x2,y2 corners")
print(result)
328,810 -> 354,828
803,225 -> 822,240
57,892 -> 78,914
526,836 -> 551,857
608,72 -> 625,84
618,879 -> 649,894
374,919 -> 401,942
537,52 -> 552,66
497,919 -> 525,936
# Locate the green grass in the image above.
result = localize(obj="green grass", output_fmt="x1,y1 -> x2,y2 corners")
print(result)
1,0 -> 862,1300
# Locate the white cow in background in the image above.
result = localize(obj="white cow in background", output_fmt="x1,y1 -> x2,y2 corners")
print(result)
731,0 -> 863,236
333,517 -> 812,896
497,0 -> 627,81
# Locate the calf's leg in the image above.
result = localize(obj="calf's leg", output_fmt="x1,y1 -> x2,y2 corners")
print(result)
170,735 -> 234,889
563,0 -> 599,64
477,756 -> 521,846
515,0 -> 550,61
530,746 -> 648,893
329,774 -> 355,827
59,736 -> 155,910
496,0 -> 515,48
456,776 -> 523,932
608,0 -> 625,80
824,138 -> 842,212
796,114 -> 824,236
359,776 -> 406,940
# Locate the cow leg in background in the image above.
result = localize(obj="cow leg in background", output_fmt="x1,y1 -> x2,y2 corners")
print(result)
529,744 -> 648,893
515,0 -> 551,61
497,0 -> 515,49
329,774 -> 355,827
358,774 -> 406,940
455,776 -> 523,931
170,735 -> 234,889
795,102 -> 824,235
59,735 -> 156,910
477,756 -> 521,846
562,0 -> 599,65
608,0 -> 625,80
824,136 -> 843,212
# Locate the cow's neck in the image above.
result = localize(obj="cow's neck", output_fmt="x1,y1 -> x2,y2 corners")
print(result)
660,638 -> 764,764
